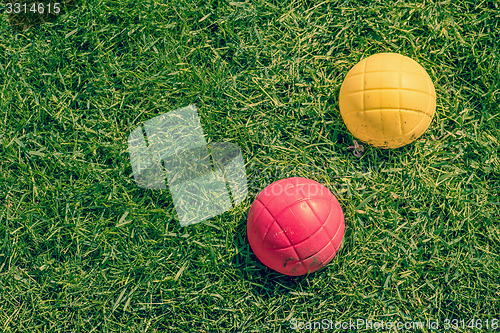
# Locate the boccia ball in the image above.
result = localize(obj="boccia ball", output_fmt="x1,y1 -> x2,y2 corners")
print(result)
339,52 -> 436,148
247,177 -> 345,276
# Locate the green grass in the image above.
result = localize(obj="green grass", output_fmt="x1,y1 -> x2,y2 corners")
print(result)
1,0 -> 499,331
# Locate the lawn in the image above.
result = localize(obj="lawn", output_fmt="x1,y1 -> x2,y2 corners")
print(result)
1,0 -> 499,332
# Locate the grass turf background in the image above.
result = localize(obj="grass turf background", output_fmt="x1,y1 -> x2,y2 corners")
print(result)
1,0 -> 499,331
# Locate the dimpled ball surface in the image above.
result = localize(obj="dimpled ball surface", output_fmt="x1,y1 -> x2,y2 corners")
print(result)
339,52 -> 436,148
247,177 -> 345,276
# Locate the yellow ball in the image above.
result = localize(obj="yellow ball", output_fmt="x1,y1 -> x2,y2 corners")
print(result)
339,53 -> 436,149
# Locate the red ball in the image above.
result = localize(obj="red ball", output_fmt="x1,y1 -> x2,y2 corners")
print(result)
247,177 -> 345,276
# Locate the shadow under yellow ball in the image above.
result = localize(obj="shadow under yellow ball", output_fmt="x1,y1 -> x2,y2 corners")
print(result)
339,53 -> 436,149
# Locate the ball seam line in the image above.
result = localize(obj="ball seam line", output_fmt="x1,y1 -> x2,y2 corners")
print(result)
267,198 -> 343,252
256,195 -> 334,243
362,58 -> 367,120
304,199 -> 337,262
261,195 -> 331,222
346,70 -> 428,78
251,199 -> 277,244
304,199 -> 332,239
272,202 -> 342,269
342,87 -> 436,97
399,55 -> 404,136
343,107 -> 434,118
263,201 -> 305,268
